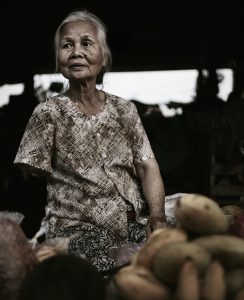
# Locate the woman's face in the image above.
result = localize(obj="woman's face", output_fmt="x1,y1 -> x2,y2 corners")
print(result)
58,21 -> 104,83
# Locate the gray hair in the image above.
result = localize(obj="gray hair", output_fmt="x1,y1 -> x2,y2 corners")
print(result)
54,9 -> 112,84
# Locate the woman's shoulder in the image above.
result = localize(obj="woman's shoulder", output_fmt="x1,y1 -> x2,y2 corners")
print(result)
33,94 -> 66,113
37,93 -> 65,106
105,91 -> 136,111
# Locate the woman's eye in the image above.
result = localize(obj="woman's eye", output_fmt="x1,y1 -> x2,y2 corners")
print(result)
83,41 -> 92,47
62,43 -> 72,49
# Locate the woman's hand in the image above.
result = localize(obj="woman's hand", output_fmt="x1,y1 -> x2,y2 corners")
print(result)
135,158 -> 167,238
147,215 -> 167,237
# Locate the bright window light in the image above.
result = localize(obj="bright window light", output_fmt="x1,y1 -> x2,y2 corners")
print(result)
103,69 -> 233,104
0,83 -> 24,107
216,68 -> 233,101
0,69 -> 233,117
103,70 -> 199,104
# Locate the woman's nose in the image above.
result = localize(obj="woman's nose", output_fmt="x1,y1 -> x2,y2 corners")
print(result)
72,45 -> 86,57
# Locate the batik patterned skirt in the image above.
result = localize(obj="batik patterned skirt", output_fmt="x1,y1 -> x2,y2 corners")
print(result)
49,203 -> 147,272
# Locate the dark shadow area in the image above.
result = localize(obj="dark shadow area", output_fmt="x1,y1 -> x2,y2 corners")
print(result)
131,100 -> 194,195
0,77 -> 47,238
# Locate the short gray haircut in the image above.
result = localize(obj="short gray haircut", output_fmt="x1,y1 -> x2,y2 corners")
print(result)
54,9 -> 112,84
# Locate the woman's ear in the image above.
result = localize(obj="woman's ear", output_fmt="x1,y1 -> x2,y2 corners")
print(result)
96,66 -> 106,85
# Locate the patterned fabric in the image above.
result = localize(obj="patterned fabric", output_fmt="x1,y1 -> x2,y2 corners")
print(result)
14,92 -> 154,260
49,215 -> 147,272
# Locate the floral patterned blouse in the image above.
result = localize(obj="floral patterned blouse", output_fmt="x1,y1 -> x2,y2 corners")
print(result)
14,92 -> 155,242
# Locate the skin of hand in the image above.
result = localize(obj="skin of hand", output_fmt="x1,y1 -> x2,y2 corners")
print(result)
135,157 -> 167,237
147,215 -> 167,237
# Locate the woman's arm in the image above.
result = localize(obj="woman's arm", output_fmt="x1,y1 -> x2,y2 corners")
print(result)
135,157 -> 167,237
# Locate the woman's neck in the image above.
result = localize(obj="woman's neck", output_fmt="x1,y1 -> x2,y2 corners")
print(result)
66,88 -> 105,116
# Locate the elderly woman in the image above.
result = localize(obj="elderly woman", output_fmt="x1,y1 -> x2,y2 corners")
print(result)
14,9 -> 166,272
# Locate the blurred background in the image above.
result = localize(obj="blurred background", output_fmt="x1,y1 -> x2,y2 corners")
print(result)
1,0 -> 244,237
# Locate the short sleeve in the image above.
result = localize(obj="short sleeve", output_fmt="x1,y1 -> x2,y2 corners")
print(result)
129,102 -> 155,163
13,102 -> 54,176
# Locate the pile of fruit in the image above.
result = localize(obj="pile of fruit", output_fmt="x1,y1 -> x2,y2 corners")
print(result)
112,194 -> 244,300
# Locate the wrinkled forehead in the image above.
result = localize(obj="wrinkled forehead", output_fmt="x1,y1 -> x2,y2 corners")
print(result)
60,21 -> 98,39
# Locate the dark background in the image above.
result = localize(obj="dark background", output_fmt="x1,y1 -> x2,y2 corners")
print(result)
1,1 -> 244,237
1,1 -> 243,79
